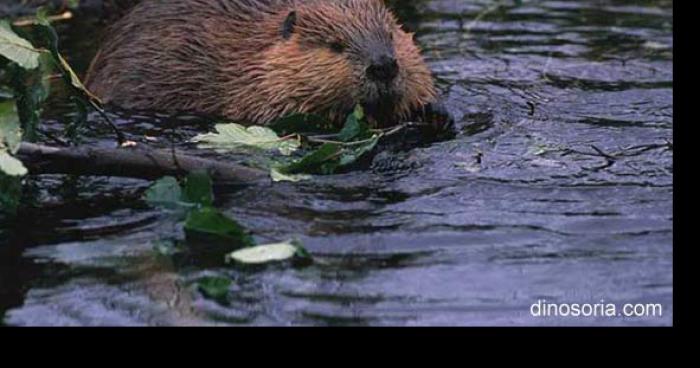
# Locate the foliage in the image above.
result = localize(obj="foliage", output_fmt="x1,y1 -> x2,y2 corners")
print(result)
0,23 -> 36,183
192,105 -> 387,181
1,9 -> 113,213
184,207 -> 254,246
226,240 -> 312,266
182,171 -> 214,207
0,16 -> 39,213
0,100 -> 25,176
144,176 -> 184,207
196,276 -> 231,301
0,21 -> 41,69
274,106 -> 380,176
144,173 -> 312,267
0,173 -> 21,213
192,123 -> 301,156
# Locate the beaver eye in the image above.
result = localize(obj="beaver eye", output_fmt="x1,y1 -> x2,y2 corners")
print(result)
330,41 -> 346,53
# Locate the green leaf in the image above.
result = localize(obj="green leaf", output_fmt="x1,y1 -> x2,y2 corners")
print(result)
0,100 -> 22,153
144,176 -> 184,209
338,136 -> 380,166
0,173 -> 22,214
145,174 -> 253,250
196,276 -> 231,300
7,53 -> 53,142
184,207 -> 255,247
274,105 -> 378,176
0,99 -> 26,209
279,143 -> 343,175
182,171 -> 214,207
144,173 -> 214,209
0,152 -> 27,176
278,136 -> 379,176
0,21 -> 41,70
225,240 -> 312,265
338,105 -> 371,142
353,104 -> 365,120
193,123 -> 300,156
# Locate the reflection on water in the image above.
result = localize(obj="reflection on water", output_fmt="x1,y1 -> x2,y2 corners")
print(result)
0,0 -> 672,326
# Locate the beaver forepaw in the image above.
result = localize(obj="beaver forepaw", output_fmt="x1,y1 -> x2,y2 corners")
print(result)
411,100 -> 456,139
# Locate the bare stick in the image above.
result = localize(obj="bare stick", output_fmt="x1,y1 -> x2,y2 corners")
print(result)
17,142 -> 269,184
12,11 -> 74,27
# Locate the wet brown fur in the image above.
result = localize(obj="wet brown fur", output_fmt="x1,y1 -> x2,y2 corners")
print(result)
85,0 -> 437,125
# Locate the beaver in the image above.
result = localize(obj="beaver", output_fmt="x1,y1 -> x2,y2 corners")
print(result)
85,0 -> 446,127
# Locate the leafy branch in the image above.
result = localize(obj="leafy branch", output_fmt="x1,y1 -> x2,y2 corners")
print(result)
191,105 -> 406,181
1,10 -> 127,212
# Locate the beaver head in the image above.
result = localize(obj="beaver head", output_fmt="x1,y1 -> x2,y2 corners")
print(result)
247,0 -> 438,126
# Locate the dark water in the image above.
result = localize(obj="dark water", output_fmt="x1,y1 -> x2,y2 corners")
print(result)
0,0 -> 673,326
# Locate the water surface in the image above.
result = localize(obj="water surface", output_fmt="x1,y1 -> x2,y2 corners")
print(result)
0,0 -> 673,326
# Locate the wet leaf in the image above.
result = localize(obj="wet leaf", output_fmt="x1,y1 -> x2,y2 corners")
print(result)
0,100 -> 22,153
193,123 -> 300,156
0,21 -> 41,70
0,101 -> 26,177
196,276 -> 231,300
182,171 -> 214,207
0,174 -> 22,214
226,240 -> 312,265
278,135 -> 379,176
337,105 -> 370,142
275,106 -> 379,175
338,136 -> 380,166
143,176 -> 184,209
184,207 -> 255,247
280,143 -> 343,175
0,152 -> 26,176
7,53 -> 53,142
145,175 -> 254,250
144,173 -> 214,209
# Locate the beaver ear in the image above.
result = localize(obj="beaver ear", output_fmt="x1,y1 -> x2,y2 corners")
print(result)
281,11 -> 297,40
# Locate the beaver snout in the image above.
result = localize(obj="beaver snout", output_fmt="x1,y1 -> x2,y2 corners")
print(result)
366,55 -> 399,83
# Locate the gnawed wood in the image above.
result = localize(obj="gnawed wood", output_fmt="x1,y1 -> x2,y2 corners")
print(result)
17,142 -> 268,184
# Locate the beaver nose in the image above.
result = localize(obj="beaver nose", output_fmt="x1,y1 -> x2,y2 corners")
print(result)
367,55 -> 399,82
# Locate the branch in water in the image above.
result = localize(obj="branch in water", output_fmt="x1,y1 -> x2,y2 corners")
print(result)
17,143 -> 268,184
